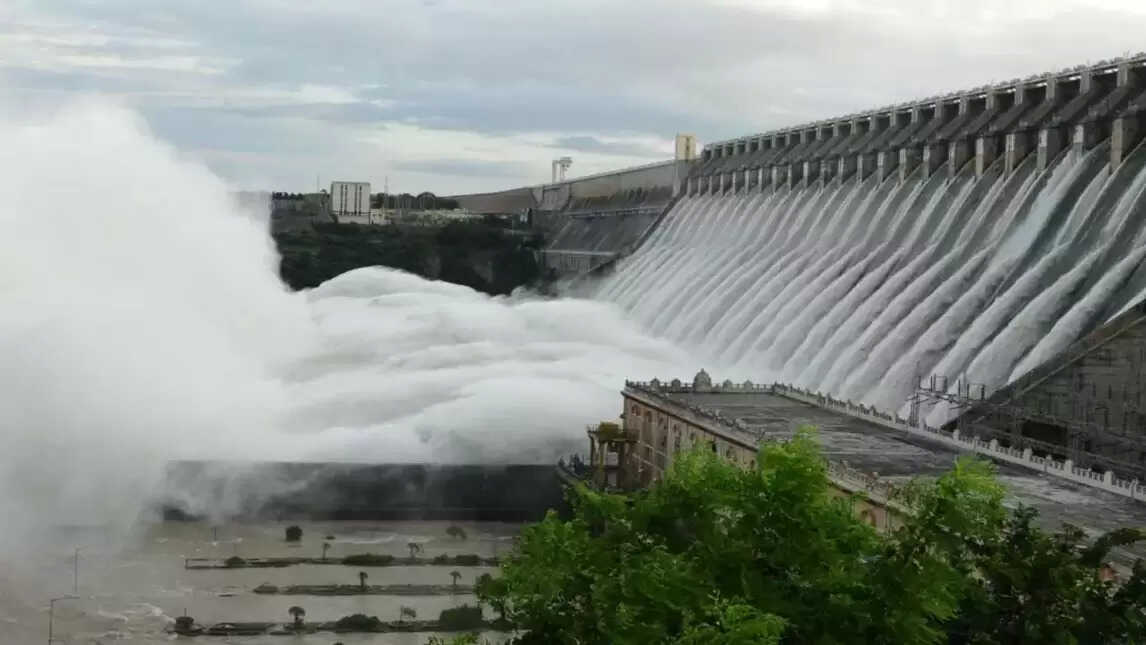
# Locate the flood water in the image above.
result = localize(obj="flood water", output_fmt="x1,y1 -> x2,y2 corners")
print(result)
0,520 -> 519,644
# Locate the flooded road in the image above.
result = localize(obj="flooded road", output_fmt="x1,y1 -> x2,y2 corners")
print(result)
1,520 -> 519,644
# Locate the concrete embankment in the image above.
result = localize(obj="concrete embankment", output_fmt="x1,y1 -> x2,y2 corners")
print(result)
253,583 -> 474,595
449,159 -> 693,277
174,618 -> 507,636
185,554 -> 499,569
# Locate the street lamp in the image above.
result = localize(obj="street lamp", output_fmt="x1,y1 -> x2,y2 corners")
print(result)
48,595 -> 78,644
72,548 -> 80,595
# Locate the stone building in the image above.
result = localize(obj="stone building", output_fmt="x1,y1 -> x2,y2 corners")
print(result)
585,370 -> 914,532
565,370 -> 1146,571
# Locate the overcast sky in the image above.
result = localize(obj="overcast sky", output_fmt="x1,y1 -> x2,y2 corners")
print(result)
3,0 -> 1146,194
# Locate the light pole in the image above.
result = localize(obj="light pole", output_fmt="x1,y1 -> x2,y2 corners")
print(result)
72,548 -> 79,595
48,595 -> 78,644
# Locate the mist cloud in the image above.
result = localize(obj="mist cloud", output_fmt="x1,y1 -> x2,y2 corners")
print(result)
0,101 -> 690,553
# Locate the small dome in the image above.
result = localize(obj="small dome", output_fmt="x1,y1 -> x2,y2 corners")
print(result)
649,378 -> 662,389
742,379 -> 755,388
670,378 -> 682,388
722,379 -> 734,389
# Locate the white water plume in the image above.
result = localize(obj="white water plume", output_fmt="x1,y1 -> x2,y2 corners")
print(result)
0,102 -> 689,549
597,141 -> 1146,421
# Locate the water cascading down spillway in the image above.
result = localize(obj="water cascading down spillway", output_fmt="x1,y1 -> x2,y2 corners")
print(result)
596,55 -> 1146,424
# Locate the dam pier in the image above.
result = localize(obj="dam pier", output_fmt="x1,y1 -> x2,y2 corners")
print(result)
694,55 -> 1146,192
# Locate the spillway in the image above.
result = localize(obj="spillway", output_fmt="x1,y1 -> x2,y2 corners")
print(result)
594,136 -> 1146,420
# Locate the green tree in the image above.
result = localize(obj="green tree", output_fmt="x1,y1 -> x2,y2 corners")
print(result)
284,525 -> 302,542
408,541 -> 423,560
947,506 -> 1146,644
475,573 -> 507,622
478,428 -> 1146,644
399,605 -> 417,622
287,605 -> 305,629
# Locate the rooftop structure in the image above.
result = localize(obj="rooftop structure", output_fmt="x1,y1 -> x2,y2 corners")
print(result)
588,372 -> 1146,568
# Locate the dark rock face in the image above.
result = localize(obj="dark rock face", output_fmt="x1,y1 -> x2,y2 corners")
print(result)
158,462 -> 566,522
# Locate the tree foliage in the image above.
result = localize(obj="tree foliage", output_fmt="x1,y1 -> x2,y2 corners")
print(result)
479,429 -> 1146,644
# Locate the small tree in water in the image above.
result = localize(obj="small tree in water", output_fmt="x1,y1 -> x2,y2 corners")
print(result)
287,606 -> 305,629
407,541 -> 422,560
321,542 -> 331,561
450,570 -> 462,590
446,525 -> 467,541
358,570 -> 368,591
399,605 -> 417,623
284,525 -> 302,542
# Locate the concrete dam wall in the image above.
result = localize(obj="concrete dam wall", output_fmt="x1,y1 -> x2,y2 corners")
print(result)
595,54 -> 1146,424
449,160 -> 692,276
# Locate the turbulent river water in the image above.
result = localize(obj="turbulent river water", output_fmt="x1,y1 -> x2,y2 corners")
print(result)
0,520 -> 517,644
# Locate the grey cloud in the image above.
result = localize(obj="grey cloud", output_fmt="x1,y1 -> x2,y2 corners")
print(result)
141,106 -> 333,155
210,101 -> 395,125
549,136 -> 667,158
8,0 -> 1146,192
393,158 -> 532,178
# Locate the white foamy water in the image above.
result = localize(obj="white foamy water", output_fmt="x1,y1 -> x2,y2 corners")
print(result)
597,140 -> 1146,419
0,103 -> 690,554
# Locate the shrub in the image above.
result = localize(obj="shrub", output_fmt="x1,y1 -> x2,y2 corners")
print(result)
223,556 -> 245,568
432,554 -> 450,564
341,553 -> 395,566
173,616 -> 195,633
333,613 -> 382,631
452,554 -> 481,566
438,605 -> 484,630
284,525 -> 303,542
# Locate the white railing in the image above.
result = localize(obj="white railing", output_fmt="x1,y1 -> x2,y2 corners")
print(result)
770,383 -> 1141,501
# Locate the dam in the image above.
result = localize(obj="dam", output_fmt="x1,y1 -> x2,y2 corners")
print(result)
447,54 -> 1146,486
590,54 -> 1146,483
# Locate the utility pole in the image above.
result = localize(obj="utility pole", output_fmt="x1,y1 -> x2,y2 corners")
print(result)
48,596 -> 78,644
